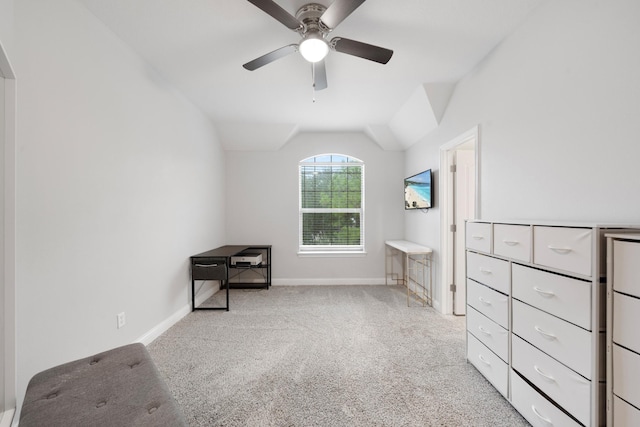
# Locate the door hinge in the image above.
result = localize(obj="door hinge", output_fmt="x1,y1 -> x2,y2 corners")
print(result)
450,284 -> 456,292
450,164 -> 457,173
450,224 -> 457,232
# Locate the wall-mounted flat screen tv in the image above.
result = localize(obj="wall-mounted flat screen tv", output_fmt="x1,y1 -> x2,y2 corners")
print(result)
404,169 -> 433,210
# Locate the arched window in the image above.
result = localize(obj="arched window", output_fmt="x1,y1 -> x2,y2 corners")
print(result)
299,154 -> 364,253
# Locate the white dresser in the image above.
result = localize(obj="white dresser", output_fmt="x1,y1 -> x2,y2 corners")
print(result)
466,220 -> 639,427
606,233 -> 640,426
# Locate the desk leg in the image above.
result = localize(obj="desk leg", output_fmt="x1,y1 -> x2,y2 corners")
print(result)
191,279 -> 196,312
405,252 -> 410,306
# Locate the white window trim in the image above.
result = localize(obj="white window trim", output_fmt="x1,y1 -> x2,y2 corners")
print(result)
298,154 -> 365,254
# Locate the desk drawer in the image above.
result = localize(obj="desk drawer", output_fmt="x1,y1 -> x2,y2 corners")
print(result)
191,258 -> 227,280
533,226 -> 592,276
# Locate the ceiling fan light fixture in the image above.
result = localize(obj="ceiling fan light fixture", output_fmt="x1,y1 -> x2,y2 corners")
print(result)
299,32 -> 329,63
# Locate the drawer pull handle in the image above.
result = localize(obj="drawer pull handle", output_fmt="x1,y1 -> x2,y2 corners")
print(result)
479,268 -> 492,274
478,297 -> 492,306
534,365 -> 556,382
503,239 -> 519,246
478,326 -> 492,336
534,326 -> 557,340
472,235 -> 485,240
531,405 -> 553,425
195,263 -> 220,268
547,245 -> 572,254
478,354 -> 491,366
533,287 -> 556,298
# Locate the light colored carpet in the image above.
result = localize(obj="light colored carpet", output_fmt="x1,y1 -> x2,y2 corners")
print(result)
148,285 -> 529,426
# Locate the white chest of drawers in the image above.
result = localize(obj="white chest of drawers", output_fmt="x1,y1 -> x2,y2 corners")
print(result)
467,221 -> 639,427
606,234 -> 640,426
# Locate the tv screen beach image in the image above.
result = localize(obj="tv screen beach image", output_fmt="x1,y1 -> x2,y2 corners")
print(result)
405,171 -> 431,209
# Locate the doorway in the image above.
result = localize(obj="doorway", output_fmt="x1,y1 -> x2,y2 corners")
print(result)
440,127 -> 478,315
0,40 -> 16,426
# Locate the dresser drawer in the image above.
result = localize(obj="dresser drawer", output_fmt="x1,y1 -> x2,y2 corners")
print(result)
467,279 -> 509,329
512,264 -> 591,330
466,306 -> 508,362
467,332 -> 508,398
613,344 -> 640,409
613,395 -> 640,427
466,252 -> 510,294
613,292 -> 640,353
493,223 -> 531,262
512,300 -> 592,378
512,335 -> 591,426
466,222 -> 492,253
613,240 -> 640,298
510,370 -> 582,427
533,226 -> 592,276
191,258 -> 227,280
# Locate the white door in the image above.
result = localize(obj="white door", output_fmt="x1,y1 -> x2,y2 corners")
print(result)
453,149 -> 476,315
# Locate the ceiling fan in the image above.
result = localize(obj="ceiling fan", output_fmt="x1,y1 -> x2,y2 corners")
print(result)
243,0 -> 393,91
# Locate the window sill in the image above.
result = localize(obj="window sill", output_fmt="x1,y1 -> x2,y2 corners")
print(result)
297,251 -> 367,258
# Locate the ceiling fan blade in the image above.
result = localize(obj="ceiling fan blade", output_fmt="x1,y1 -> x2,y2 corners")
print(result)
313,60 -> 327,91
320,0 -> 366,29
331,37 -> 393,64
243,44 -> 298,70
247,0 -> 302,30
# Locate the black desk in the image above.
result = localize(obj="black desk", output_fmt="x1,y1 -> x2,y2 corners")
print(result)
190,245 -> 271,311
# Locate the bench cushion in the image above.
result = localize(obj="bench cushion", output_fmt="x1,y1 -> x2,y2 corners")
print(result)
20,343 -> 187,427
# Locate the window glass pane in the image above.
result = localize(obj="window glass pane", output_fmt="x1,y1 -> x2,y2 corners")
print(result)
302,213 -> 361,245
299,154 -> 363,250
316,154 -> 332,163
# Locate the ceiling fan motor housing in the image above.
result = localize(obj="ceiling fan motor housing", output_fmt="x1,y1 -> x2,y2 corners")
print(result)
296,3 -> 330,37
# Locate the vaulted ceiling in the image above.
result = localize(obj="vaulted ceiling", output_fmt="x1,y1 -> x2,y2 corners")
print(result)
78,0 -> 546,150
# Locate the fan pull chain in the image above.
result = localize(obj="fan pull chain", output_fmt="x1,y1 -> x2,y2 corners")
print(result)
311,63 -> 316,103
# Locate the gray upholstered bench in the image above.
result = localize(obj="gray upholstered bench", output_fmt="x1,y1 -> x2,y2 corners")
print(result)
19,343 -> 187,427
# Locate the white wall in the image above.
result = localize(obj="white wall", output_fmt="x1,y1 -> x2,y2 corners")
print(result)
14,0 -> 226,411
226,132 -> 404,284
0,0 -> 13,61
405,0 -> 640,310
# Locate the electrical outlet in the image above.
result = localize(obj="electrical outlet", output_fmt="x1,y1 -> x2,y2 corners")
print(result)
117,312 -> 126,329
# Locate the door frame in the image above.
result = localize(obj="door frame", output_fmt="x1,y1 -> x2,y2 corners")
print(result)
0,39 -> 17,426
439,126 -> 480,315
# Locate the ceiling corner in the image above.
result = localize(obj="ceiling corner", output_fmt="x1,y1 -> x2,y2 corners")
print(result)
364,125 -> 404,151
216,122 -> 298,151
388,82 -> 457,149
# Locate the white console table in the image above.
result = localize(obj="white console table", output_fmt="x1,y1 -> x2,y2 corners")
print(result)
385,240 -> 433,307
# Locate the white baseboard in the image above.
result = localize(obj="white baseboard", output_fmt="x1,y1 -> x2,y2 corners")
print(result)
272,278 -> 386,286
136,284 -> 217,346
136,305 -> 190,346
